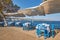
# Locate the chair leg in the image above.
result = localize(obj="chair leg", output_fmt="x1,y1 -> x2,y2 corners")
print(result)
52,31 -> 54,38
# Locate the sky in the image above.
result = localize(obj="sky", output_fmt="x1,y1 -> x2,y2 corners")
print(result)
12,0 -> 60,21
12,0 -> 43,9
29,13 -> 60,21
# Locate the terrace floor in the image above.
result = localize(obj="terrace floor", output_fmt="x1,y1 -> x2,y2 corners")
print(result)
0,27 -> 60,40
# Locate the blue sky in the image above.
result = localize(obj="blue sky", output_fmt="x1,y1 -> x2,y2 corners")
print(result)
12,0 -> 43,9
12,0 -> 60,21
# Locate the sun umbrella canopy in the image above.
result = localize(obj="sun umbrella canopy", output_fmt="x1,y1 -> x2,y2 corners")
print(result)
4,0 -> 60,17
18,0 -> 60,16
18,5 -> 45,16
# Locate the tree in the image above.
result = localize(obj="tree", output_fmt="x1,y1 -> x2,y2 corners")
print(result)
0,0 -> 11,26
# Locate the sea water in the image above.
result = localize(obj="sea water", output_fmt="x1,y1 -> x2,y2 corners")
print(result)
20,20 -> 60,29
